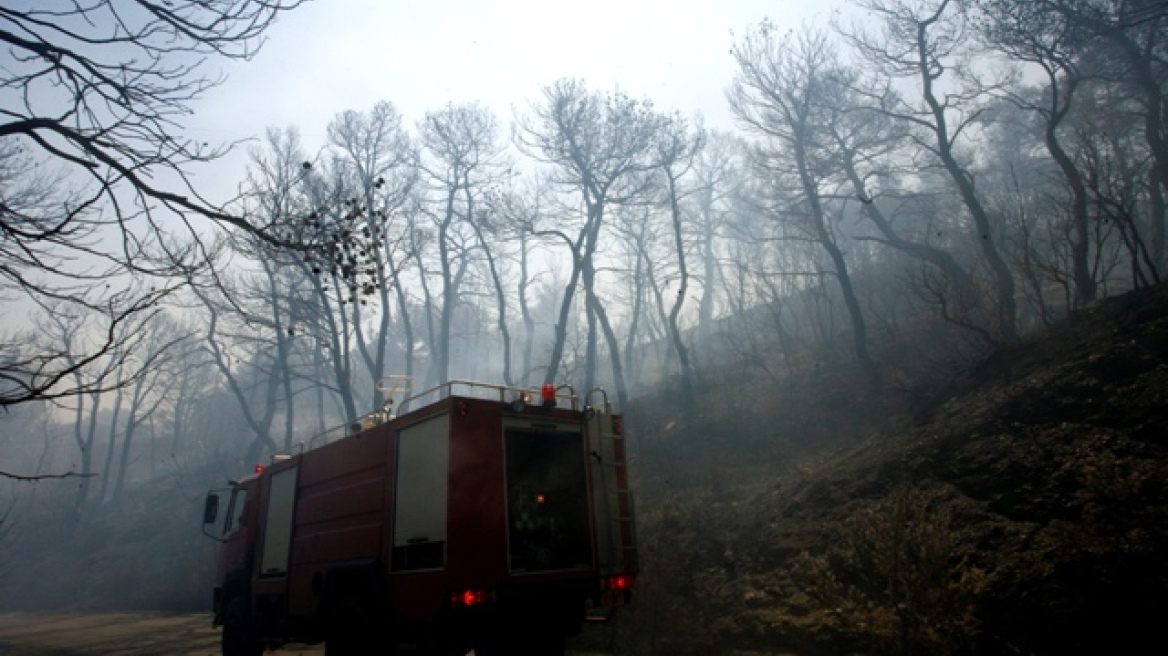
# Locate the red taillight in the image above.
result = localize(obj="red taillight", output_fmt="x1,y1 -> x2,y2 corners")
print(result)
541,383 -> 556,406
607,575 -> 634,591
254,464 -> 264,474
451,589 -> 489,607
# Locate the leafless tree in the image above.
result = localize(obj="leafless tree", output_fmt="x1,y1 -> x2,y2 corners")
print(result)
515,79 -> 666,405
0,0 -> 307,233
494,176 -> 555,386
156,322 -> 217,474
1036,0 -> 1167,193
199,128 -> 333,451
0,0 -> 308,408
730,25 -> 880,383
1075,111 -> 1162,288
418,103 -> 506,387
689,132 -> 746,353
805,48 -> 976,288
294,153 -> 380,423
0,140 -> 176,408
841,0 -> 1020,341
472,172 -> 527,387
655,115 -> 705,401
31,303 -> 159,510
105,314 -> 188,504
611,202 -> 672,388
191,268 -> 284,470
975,0 -> 1101,305
327,103 -> 418,403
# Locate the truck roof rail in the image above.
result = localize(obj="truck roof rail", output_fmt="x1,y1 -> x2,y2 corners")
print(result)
278,379 -> 585,461
399,379 -> 580,413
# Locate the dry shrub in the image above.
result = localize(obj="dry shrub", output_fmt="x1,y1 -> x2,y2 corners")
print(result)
604,486 -> 744,656
1076,449 -> 1163,532
793,484 -> 990,656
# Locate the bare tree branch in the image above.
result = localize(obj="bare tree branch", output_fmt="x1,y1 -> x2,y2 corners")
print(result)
0,469 -> 98,482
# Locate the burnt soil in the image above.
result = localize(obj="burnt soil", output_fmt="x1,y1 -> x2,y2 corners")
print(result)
612,282 -> 1168,656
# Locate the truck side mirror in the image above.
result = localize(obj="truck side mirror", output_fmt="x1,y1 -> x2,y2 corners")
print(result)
203,494 -> 219,525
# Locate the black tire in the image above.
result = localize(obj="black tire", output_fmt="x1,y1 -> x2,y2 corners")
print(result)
222,596 -> 264,656
326,598 -> 390,656
474,631 -> 566,656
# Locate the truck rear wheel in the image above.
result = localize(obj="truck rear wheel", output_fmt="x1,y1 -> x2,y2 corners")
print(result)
325,598 -> 389,656
474,631 -> 566,656
222,597 -> 263,656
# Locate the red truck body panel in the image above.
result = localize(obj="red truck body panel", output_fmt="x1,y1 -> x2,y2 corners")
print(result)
207,383 -> 636,653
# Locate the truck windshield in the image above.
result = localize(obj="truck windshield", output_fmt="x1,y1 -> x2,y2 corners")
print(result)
505,425 -> 593,573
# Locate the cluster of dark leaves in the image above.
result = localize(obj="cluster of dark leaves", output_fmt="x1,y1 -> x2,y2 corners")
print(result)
296,169 -> 393,308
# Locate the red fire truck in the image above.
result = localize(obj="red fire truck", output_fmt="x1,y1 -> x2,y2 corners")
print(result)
202,380 -> 637,656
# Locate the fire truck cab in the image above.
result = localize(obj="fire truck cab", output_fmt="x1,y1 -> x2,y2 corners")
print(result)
201,380 -> 637,656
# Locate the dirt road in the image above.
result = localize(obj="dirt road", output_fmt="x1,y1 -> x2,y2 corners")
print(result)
0,614 -> 619,656
0,613 -> 322,656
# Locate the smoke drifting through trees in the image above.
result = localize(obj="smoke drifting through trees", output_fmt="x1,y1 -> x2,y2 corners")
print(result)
2,0 -> 1165,490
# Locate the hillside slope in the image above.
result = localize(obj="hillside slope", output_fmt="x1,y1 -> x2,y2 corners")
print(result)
616,283 -> 1168,656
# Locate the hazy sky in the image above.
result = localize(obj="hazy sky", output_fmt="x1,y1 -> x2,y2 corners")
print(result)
185,0 -> 838,200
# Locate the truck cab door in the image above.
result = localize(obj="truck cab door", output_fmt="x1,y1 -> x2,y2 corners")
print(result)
259,466 -> 299,578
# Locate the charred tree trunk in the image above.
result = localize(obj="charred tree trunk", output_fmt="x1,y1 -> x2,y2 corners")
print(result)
518,232 -> 537,385
664,172 -> 695,402
915,12 -> 1018,341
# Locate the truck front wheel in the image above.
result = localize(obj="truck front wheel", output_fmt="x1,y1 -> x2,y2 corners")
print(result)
222,597 -> 263,656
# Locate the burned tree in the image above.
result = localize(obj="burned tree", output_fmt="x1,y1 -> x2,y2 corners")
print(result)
730,25 -> 880,383
842,0 -> 1020,342
515,79 -> 666,404
0,0 -> 307,408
